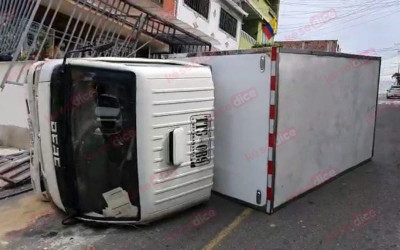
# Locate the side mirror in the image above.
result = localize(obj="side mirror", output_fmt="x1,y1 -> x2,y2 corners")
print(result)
169,127 -> 185,166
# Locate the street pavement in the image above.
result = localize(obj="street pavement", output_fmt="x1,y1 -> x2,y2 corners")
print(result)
1,97 -> 399,250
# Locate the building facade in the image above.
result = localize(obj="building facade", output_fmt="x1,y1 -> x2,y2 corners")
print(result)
2,0 -> 280,62
134,0 -> 280,51
130,0 -> 249,51
174,0 -> 247,50
239,0 -> 279,49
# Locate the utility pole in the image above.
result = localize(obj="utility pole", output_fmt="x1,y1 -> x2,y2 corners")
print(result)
395,43 -> 400,74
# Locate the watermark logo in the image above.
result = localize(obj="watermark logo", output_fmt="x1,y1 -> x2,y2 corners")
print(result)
45,87 -> 97,122
284,8 -> 337,41
351,208 -> 377,227
285,167 -> 338,200
110,127 -> 137,147
350,48 -> 377,69
191,207 -> 217,227
324,48 -> 378,85
231,87 -> 258,108
311,167 -> 337,187
0,8 -> 16,25
84,126 -> 137,161
129,166 -> 178,200
210,86 -> 259,121
310,8 -> 337,29
165,48 -> 218,82
246,127 -> 298,163
364,100 -> 400,125
276,126 -> 298,148
325,207 -> 377,243
71,88 -> 97,107
163,207 -> 217,243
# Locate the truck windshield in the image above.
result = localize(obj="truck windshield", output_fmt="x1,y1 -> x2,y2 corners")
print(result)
66,66 -> 139,217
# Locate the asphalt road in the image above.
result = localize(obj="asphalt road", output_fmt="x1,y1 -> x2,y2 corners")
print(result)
1,97 -> 399,250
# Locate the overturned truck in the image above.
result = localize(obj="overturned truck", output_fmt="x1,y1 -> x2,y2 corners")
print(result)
25,48 -> 380,223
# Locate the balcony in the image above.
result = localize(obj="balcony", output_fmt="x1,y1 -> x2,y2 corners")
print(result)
265,0 -> 279,17
241,0 -> 276,21
239,30 -> 256,49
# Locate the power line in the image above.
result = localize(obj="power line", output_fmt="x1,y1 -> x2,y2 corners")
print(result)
278,1 -> 399,31
277,6 -> 400,38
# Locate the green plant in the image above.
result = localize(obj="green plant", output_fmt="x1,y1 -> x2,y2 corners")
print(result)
252,42 -> 282,48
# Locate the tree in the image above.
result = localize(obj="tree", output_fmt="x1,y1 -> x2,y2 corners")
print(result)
392,73 -> 400,85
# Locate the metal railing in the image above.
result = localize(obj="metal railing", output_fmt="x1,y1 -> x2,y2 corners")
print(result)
240,30 -> 256,46
0,0 -> 211,89
0,0 -> 149,89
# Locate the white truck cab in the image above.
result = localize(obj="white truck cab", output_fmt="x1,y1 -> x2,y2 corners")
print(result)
26,58 -> 215,224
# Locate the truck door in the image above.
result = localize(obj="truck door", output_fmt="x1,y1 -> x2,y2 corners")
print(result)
186,52 -> 272,207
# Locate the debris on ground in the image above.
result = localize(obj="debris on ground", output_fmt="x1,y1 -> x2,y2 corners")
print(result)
0,150 -> 31,190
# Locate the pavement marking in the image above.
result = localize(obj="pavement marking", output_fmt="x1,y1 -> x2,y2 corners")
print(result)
203,208 -> 253,250
378,100 -> 400,105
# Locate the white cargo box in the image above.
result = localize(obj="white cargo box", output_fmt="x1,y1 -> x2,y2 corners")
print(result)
169,48 -> 381,213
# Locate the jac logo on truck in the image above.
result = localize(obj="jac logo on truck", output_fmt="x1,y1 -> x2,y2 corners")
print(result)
231,87 -> 258,108
50,122 -> 61,168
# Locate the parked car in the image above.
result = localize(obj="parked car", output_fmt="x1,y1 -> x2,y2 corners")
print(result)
387,85 -> 400,99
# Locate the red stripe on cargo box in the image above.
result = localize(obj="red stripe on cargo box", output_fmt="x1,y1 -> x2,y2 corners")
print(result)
267,47 -> 278,214
271,47 -> 277,61
267,187 -> 273,199
271,76 -> 276,91
269,134 -> 275,147
268,161 -> 274,175
270,105 -> 276,119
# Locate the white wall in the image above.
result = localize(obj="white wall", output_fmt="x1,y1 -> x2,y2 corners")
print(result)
176,0 -> 243,50
0,62 -> 30,149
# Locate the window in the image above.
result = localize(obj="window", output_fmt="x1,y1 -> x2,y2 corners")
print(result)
56,65 -> 140,215
152,0 -> 163,5
184,0 -> 210,19
219,9 -> 238,38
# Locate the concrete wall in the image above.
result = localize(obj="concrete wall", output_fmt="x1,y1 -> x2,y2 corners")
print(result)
279,40 -> 340,52
0,62 -> 31,149
176,0 -> 243,50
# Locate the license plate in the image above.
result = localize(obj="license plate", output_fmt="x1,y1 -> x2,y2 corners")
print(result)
190,114 -> 212,168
